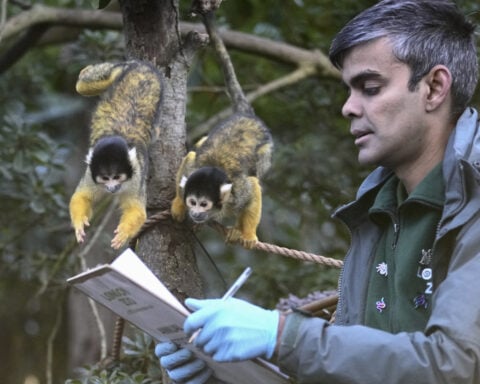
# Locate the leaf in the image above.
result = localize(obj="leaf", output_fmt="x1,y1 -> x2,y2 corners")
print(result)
0,166 -> 12,180
98,0 -> 111,9
30,199 -> 46,214
12,152 -> 26,173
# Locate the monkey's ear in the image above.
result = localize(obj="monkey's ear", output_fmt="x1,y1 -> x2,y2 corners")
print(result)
179,175 -> 188,189
85,148 -> 94,165
220,183 -> 232,204
128,147 -> 137,163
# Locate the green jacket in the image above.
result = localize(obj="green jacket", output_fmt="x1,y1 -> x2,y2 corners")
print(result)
277,108 -> 480,383
363,162 -> 444,332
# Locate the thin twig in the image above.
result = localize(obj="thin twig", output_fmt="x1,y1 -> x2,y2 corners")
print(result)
189,64 -> 318,140
75,198 -> 118,359
0,0 -> 7,43
46,295 -> 64,384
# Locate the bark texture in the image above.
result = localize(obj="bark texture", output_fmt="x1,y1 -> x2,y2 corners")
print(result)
119,0 -> 205,300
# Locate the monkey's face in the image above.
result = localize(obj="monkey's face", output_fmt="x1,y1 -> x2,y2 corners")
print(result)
95,173 -> 129,193
88,135 -> 135,194
182,167 -> 231,223
186,194 -> 215,223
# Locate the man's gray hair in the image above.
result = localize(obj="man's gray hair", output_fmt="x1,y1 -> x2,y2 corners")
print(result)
329,0 -> 478,116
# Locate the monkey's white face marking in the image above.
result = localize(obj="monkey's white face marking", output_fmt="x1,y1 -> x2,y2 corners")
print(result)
220,183 -> 232,203
128,147 -> 137,163
96,173 -> 128,193
186,195 -> 214,223
85,148 -> 94,165
179,175 -> 188,189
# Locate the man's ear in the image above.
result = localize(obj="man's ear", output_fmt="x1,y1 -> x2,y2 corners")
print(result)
424,65 -> 452,112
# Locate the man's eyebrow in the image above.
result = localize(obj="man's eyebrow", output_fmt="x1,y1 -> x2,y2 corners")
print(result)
344,71 -> 383,88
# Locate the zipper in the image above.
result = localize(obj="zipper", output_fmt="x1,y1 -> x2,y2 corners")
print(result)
336,221 -> 380,325
392,222 -> 399,249
333,202 -> 363,324
389,212 -> 399,331
335,224 -> 352,323
427,220 -> 445,292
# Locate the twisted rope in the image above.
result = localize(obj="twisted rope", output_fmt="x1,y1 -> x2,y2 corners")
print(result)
132,209 -> 344,269
207,221 -> 343,268
257,241 -> 343,268
110,317 -> 125,362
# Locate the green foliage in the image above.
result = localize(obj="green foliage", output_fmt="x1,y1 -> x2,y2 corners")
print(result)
2,0 -> 480,383
0,103 -> 72,282
97,0 -> 112,9
66,30 -> 125,66
66,331 -> 163,384
1,105 -> 66,214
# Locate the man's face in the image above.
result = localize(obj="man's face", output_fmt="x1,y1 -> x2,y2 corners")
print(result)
341,38 -> 430,171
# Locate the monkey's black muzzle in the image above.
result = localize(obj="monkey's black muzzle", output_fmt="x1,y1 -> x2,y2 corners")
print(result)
106,184 -> 122,193
189,212 -> 208,223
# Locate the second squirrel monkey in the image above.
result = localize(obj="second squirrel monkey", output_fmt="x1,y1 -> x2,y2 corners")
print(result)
171,113 -> 273,248
69,60 -> 163,249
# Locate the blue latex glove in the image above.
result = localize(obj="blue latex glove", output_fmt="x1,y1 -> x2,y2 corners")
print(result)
155,341 -> 212,384
184,297 -> 279,362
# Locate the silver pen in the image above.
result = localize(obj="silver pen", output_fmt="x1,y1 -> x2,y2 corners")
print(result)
188,266 -> 252,343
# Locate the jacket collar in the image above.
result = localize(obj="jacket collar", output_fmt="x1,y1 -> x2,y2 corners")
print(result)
439,107 -> 480,235
334,108 -> 480,234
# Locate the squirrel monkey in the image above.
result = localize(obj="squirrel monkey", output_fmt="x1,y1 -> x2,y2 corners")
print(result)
171,113 -> 273,248
171,1 -> 274,248
69,60 -> 163,249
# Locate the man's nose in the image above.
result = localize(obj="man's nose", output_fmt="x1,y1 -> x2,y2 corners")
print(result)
342,93 -> 362,119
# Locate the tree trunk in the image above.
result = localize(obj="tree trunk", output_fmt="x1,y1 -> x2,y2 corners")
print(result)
118,0 -> 204,300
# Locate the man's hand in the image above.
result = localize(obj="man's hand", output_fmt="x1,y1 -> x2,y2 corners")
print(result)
155,341 -> 212,384
184,297 -> 279,362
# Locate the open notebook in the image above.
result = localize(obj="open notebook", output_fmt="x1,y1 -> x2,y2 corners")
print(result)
67,248 -> 290,384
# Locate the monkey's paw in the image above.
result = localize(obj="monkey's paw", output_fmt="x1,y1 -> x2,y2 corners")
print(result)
241,238 -> 259,249
111,228 -> 130,250
226,228 -> 258,249
171,197 -> 186,222
74,218 -> 90,243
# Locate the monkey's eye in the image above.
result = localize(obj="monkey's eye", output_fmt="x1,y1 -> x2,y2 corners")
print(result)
200,202 -> 208,208
187,198 -> 197,206
101,176 -> 110,181
113,175 -> 121,180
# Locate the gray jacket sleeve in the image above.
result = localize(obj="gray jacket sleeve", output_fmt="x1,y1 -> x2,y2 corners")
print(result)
277,225 -> 480,384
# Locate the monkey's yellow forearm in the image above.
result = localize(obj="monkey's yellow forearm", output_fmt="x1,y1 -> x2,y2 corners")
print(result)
171,151 -> 196,222
69,187 -> 94,243
229,176 -> 262,248
111,197 -> 147,249
171,196 -> 187,222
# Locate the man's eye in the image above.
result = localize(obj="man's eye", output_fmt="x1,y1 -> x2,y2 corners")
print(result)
363,86 -> 380,96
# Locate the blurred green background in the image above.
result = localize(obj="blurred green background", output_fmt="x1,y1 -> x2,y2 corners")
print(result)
1,0 -> 479,383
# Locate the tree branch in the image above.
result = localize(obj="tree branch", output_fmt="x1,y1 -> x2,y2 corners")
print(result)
201,10 -> 252,114
1,4 -> 122,41
0,0 -> 8,42
181,21 -> 339,77
1,4 -> 339,78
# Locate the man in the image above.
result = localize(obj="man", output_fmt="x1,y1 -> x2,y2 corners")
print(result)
156,0 -> 480,382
